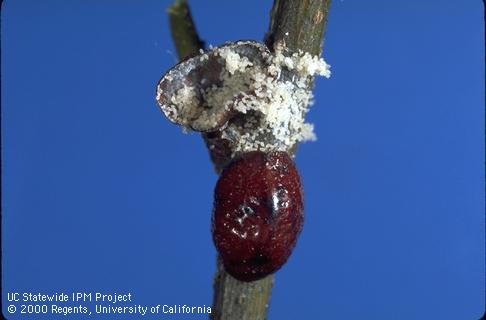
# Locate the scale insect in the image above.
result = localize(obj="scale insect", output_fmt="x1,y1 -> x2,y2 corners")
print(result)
212,151 -> 304,281
155,40 -> 329,281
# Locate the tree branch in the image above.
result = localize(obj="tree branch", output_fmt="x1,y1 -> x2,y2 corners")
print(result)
167,0 -> 204,59
265,0 -> 331,56
166,1 -> 332,319
211,260 -> 274,320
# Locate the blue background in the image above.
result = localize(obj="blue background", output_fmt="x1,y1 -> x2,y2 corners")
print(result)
2,1 -> 484,319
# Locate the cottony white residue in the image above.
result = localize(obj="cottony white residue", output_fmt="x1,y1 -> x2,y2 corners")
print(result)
207,44 -> 330,153
159,41 -> 331,155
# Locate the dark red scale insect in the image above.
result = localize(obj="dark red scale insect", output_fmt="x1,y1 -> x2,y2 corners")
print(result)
212,151 -> 304,282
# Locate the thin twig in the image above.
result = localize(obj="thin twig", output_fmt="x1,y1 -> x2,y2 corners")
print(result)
265,0 -> 331,56
167,0 -> 203,59
166,1 -> 332,319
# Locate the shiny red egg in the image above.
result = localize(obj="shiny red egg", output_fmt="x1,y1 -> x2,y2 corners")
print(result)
212,151 -> 304,282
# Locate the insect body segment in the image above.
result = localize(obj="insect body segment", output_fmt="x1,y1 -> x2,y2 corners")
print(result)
212,151 -> 304,282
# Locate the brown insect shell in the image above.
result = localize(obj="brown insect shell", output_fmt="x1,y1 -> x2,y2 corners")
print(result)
212,151 -> 304,282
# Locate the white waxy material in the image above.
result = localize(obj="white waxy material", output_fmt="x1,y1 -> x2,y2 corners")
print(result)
156,40 -> 330,154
